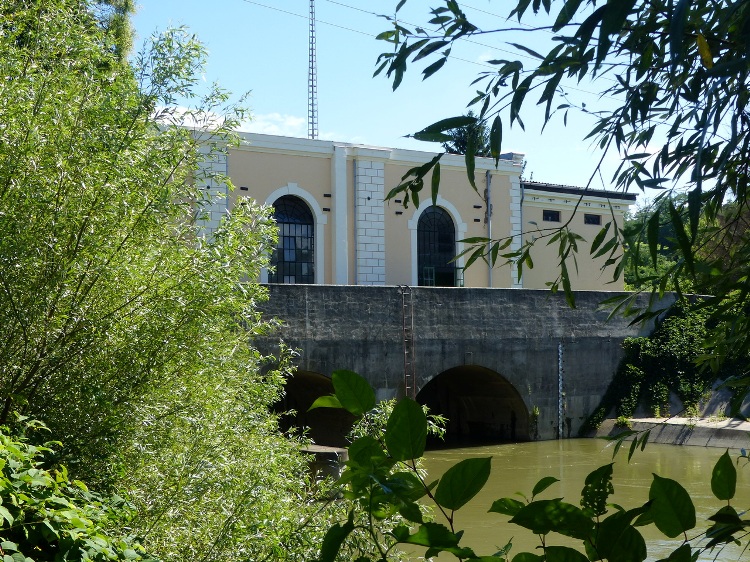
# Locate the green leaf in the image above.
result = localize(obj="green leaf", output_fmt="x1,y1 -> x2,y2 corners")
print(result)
0,542 -> 18,553
705,505 -> 743,548
346,435 -> 389,468
431,162 -> 441,205
545,545 -> 588,562
532,476 -> 559,498
331,370 -> 375,416
385,398 -> 427,461
656,543 -> 692,562
553,0 -> 585,31
589,508 -> 648,562
317,510 -> 354,562
590,223 -> 611,254
667,201 -> 694,275
580,463 -> 613,517
711,450 -> 736,501
508,42 -> 544,60
645,474 -> 696,538
422,56 -> 448,80
0,505 -> 14,526
646,209 -> 661,267
398,501 -> 424,524
512,553 -> 543,562
490,114 -> 503,163
669,0 -> 691,72
465,151 -> 477,191
414,40 -> 450,62
489,497 -> 525,516
392,521 -> 460,548
687,186 -> 701,241
434,457 -> 491,511
510,499 -> 594,539
627,435 -> 638,462
412,131 -> 452,142
308,395 -> 343,412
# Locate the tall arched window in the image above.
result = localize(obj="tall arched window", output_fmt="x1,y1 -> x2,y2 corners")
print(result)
417,205 -> 456,287
269,195 -> 314,284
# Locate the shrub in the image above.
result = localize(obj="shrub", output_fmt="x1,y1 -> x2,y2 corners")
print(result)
0,421 -> 152,562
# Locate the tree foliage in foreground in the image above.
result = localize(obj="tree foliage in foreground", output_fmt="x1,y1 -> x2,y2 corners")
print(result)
376,0 -> 750,366
313,371 -> 749,562
0,420 -> 154,562
0,2 -> 335,561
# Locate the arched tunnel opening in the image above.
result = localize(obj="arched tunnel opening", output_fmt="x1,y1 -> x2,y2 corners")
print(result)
273,370 -> 355,447
417,365 -> 530,446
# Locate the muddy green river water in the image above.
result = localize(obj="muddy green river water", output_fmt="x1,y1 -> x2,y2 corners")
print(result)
419,439 -> 750,561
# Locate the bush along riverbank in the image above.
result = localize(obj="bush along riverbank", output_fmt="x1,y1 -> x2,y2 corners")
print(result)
580,299 -> 750,437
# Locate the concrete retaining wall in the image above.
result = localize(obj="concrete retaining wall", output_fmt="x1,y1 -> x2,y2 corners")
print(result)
595,418 -> 750,449
256,285 -> 662,440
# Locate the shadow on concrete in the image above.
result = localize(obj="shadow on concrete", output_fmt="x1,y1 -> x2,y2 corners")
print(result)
417,365 -> 530,446
274,370 -> 355,447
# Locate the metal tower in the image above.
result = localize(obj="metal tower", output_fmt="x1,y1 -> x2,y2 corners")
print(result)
307,0 -> 318,140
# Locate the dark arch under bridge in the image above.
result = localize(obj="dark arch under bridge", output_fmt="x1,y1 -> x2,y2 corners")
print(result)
257,285 -> 659,444
418,366 -> 530,444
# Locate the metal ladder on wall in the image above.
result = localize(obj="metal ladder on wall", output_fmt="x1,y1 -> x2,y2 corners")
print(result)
398,285 -> 417,399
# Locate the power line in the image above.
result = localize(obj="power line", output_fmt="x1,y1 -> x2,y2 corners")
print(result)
320,0 -> 619,101
233,0 -> 621,103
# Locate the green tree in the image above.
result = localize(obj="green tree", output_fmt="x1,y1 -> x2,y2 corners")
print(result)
441,110 -> 491,157
376,0 -> 750,365
0,2 -> 333,561
0,420 -> 154,562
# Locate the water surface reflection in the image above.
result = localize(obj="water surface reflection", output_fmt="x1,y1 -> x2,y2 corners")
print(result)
421,440 -> 749,561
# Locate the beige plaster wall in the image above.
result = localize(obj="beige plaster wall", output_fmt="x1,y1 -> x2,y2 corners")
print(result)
219,135 -> 629,291
521,200 -> 626,291
382,162 -> 498,287
227,147 -> 334,284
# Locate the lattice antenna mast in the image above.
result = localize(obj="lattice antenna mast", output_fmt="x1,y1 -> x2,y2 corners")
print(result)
307,0 -> 318,140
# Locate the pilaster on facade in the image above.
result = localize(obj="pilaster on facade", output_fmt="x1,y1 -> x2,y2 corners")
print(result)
195,143 -> 229,239
332,145 -> 349,284
355,159 -> 386,285
509,177 -> 523,288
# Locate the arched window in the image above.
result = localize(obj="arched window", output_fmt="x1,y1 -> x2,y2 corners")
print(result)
417,205 -> 456,287
269,195 -> 314,284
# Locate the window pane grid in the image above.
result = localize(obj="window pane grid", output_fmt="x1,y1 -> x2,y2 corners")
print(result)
417,206 -> 456,287
269,196 -> 315,284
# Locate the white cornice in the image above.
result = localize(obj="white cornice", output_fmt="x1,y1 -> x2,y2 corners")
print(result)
524,192 -> 628,211
232,131 -> 524,173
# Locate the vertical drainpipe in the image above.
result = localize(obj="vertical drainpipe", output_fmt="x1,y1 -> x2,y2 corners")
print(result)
485,169 -> 492,287
353,158 -> 358,285
558,341 -> 564,439
520,177 -> 525,288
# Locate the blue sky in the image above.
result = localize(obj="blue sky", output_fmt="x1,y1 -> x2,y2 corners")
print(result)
132,1 -> 643,194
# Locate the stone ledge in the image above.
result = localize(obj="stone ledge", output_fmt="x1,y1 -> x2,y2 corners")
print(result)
594,417 -> 750,449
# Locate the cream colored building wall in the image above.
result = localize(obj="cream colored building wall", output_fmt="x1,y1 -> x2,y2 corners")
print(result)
212,132 -> 631,291
520,191 -> 629,291
382,158 -> 522,288
227,144 -> 334,285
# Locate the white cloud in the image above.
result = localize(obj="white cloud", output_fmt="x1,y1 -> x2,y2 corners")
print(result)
239,113 -> 306,137
476,50 -> 496,63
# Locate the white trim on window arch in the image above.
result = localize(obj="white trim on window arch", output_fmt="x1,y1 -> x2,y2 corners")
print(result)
407,196 -> 467,286
262,183 -> 328,284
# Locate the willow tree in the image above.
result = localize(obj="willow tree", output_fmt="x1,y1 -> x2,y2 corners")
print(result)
376,0 -> 750,366
0,3 -> 331,560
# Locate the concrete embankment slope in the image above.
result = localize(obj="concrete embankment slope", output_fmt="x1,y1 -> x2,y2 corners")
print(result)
595,417 -> 750,449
